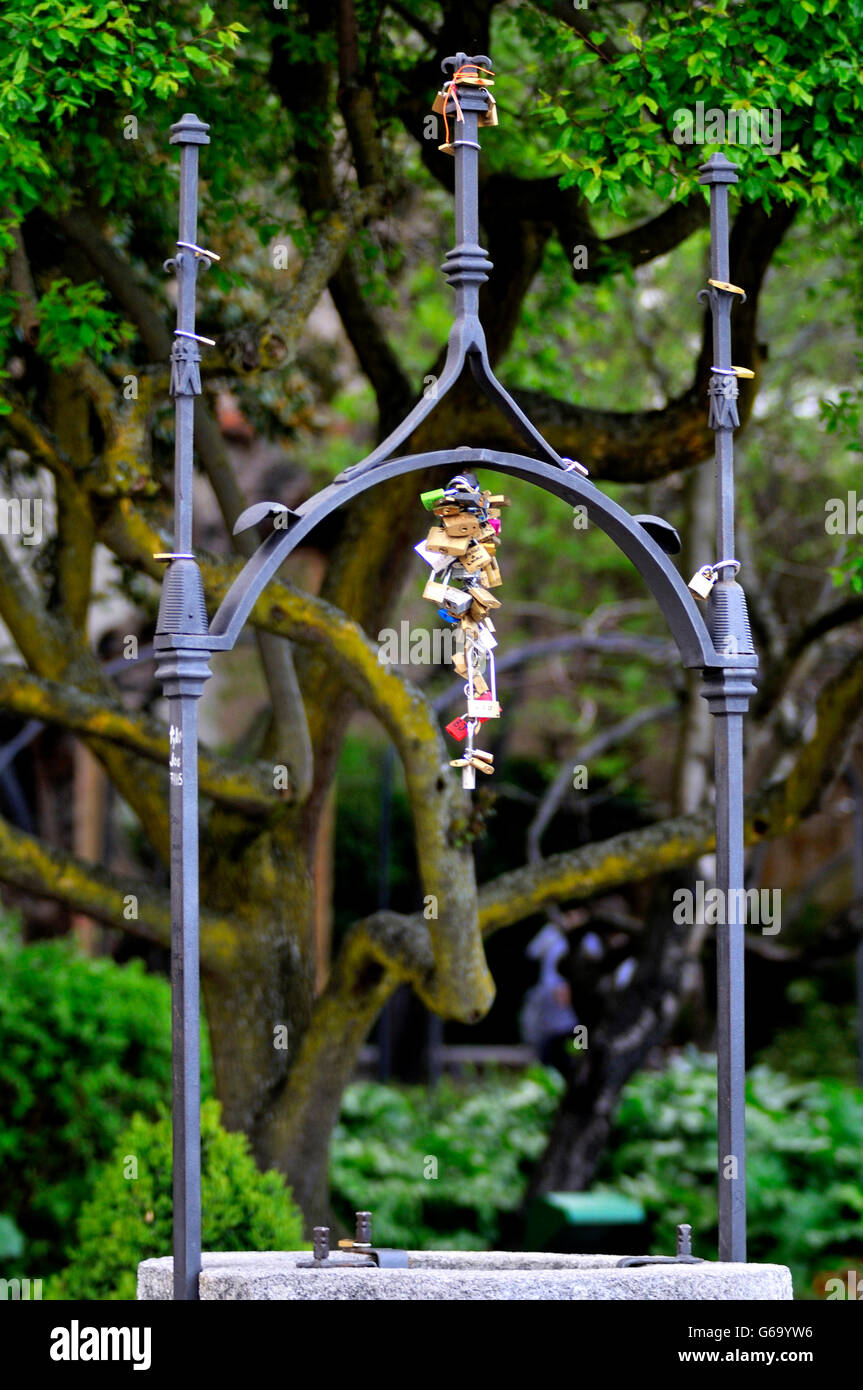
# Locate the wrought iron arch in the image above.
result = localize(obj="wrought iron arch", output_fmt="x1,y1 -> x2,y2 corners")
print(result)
209,446 -> 720,670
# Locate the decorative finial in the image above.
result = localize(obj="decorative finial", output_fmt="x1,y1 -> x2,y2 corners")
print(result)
441,52 -> 493,76
169,113 -> 211,146
698,151 -> 738,185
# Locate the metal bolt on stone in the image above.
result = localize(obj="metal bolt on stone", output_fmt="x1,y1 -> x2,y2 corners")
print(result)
354,1211 -> 373,1248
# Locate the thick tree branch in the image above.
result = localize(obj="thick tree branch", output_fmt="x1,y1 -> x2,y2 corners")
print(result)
9,225 -> 41,343
0,534 -> 171,861
337,0 -> 385,188
211,189 -> 384,376
0,813 -> 238,974
0,533 -> 71,675
1,400 -> 75,482
0,665 -> 286,814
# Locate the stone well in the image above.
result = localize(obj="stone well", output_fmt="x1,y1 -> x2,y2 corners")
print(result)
138,1251 -> 792,1301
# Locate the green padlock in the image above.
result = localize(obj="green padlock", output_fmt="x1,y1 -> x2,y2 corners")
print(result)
421,488 -> 445,511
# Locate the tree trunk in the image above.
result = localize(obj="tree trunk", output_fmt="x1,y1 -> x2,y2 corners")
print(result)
529,885 -> 689,1195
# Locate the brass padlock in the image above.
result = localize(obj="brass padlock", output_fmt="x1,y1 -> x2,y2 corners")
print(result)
478,94 -> 499,128
688,565 -> 717,600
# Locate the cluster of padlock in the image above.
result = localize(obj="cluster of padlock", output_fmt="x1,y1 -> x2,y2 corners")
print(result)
431,57 -> 498,156
414,472 -> 509,788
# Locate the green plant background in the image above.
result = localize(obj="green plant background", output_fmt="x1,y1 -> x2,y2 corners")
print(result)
0,918 -> 211,1269
2,917 -> 861,1299
47,1100 -> 306,1301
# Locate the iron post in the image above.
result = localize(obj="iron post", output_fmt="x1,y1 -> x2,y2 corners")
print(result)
154,112 -> 214,1301
698,152 -> 758,1263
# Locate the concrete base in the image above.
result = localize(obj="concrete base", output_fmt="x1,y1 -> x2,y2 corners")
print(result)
138,1251 -> 792,1300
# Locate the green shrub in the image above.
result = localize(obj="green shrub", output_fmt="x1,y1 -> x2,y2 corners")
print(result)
757,978 -> 859,1084
331,1054 -> 863,1296
0,917 -> 211,1273
331,1067 -> 563,1249
596,1049 -> 863,1298
48,1099 -> 306,1299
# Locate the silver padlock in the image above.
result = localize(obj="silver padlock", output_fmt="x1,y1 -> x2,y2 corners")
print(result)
688,565 -> 717,600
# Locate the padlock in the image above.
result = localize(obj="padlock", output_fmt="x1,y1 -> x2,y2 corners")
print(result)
444,473 -> 482,501
459,542 -> 492,573
469,588 -> 501,622
470,749 -> 494,772
468,695 -> 499,720
423,578 -> 449,605
425,525 -> 470,556
478,94 -> 499,128
446,715 -> 469,741
484,556 -> 502,587
688,565 -> 717,600
421,487 -> 446,510
414,538 -> 451,571
444,589 -> 474,617
442,513 -> 481,539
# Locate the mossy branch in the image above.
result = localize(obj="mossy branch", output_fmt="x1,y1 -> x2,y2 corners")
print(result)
0,665 -> 288,814
0,814 -> 237,972
2,400 -> 75,482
